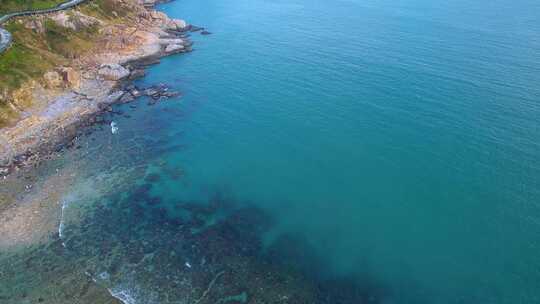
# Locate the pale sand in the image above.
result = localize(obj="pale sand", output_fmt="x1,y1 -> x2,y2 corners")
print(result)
0,166 -> 79,251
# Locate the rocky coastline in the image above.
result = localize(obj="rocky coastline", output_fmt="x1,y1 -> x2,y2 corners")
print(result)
0,0 -> 204,178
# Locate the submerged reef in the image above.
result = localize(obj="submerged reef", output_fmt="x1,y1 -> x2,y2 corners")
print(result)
0,180 -> 392,304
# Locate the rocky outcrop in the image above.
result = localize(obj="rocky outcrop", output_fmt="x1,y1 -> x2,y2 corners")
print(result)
164,43 -> 184,54
23,19 -> 45,33
167,18 -> 187,31
98,64 -> 130,81
49,11 -> 103,31
43,67 -> 81,89
58,67 -> 81,89
141,9 -> 188,32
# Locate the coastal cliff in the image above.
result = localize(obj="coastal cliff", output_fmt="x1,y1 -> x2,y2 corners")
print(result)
0,0 -> 193,175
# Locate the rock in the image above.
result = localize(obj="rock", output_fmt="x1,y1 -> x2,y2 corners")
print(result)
143,87 -> 160,97
119,93 -> 135,104
49,11 -> 102,31
162,91 -> 180,98
58,67 -> 81,89
43,67 -> 81,89
129,69 -> 146,80
164,44 -> 184,54
142,0 -> 156,7
201,30 -> 212,35
189,25 -> 204,32
43,71 -> 64,89
159,38 -> 184,45
97,103 -> 113,112
0,166 -> 9,176
150,10 -> 168,21
167,19 -> 188,31
24,19 -> 45,33
142,84 -> 180,104
98,64 -> 130,81
130,89 -> 142,97
125,84 -> 136,91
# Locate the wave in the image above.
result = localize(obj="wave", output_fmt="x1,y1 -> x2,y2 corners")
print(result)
58,200 -> 69,247
107,288 -> 138,304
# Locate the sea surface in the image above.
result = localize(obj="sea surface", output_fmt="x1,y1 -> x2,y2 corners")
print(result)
1,0 -> 540,303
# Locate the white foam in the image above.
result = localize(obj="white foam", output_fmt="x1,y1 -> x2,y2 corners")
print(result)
111,121 -> 119,134
108,288 -> 137,304
58,200 -> 69,240
99,271 -> 111,281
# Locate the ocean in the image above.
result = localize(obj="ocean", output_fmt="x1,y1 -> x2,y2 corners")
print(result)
1,0 -> 539,303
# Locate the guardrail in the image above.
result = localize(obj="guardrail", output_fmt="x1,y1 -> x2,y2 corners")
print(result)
0,0 -> 88,54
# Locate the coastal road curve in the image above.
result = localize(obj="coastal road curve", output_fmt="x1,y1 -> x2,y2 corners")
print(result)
0,0 -> 88,54
0,27 -> 11,53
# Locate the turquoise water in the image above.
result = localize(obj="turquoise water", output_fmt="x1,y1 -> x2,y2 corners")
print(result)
145,0 -> 540,301
2,0 -> 540,303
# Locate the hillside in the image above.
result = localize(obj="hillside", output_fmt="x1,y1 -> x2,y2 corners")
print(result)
0,0 -> 164,127
0,0 -> 66,14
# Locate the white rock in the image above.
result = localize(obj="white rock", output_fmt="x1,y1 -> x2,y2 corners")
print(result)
168,19 -> 187,31
159,38 -> 184,45
164,44 -> 184,54
98,64 -> 130,81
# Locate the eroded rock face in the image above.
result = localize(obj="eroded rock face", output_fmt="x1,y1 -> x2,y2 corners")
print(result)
98,64 -> 130,81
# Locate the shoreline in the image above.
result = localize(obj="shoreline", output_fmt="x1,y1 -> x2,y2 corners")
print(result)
0,0 -> 199,252
0,0 -> 198,178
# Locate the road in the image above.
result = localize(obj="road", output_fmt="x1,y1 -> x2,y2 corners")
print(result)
0,0 -> 88,54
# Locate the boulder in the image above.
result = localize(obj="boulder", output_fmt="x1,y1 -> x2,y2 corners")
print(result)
189,25 -> 204,32
150,10 -> 168,21
119,92 -> 135,104
98,64 -> 130,81
58,67 -> 81,89
43,71 -> 63,88
167,19 -> 188,31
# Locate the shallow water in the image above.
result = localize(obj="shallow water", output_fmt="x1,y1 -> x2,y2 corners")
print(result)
2,0 -> 540,303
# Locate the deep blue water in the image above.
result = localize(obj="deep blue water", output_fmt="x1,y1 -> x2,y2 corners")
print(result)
2,0 -> 540,303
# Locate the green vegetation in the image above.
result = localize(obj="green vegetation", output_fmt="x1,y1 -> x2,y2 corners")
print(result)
0,0 -> 136,126
0,5 -> 104,126
0,23 -> 57,90
0,0 -> 66,15
79,0 -> 135,21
